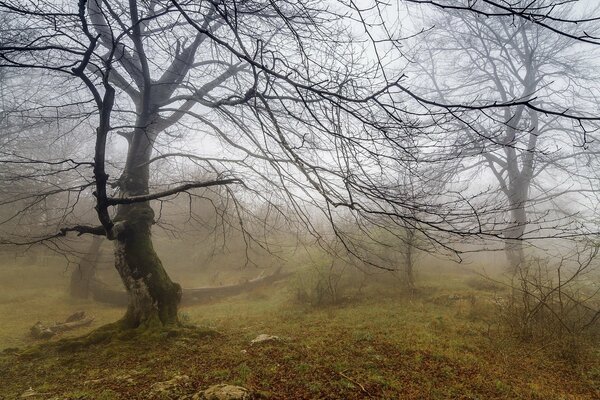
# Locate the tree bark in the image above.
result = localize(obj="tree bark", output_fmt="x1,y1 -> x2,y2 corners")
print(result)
110,111 -> 182,329
504,191 -> 527,273
113,202 -> 181,328
404,229 -> 416,290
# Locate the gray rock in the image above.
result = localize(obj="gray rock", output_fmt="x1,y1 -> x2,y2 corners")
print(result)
30,322 -> 54,339
150,375 -> 190,395
20,387 -> 49,398
194,384 -> 252,400
250,334 -> 280,345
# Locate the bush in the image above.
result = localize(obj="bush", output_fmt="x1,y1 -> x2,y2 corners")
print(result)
465,276 -> 503,292
495,256 -> 600,362
292,259 -> 365,307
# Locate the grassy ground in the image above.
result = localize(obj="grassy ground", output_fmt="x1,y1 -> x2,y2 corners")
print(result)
0,262 -> 599,399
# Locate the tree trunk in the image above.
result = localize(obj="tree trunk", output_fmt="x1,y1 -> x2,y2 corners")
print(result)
70,236 -> 104,298
505,201 -> 526,274
404,229 -> 416,290
110,111 -> 182,329
113,202 -> 181,328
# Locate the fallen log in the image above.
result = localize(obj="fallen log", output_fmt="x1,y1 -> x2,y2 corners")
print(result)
30,311 -> 94,339
90,267 -> 292,306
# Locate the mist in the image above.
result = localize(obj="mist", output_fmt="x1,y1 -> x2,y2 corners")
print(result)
0,1 -> 599,399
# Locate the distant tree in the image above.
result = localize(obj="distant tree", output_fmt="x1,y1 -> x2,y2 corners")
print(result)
410,0 -> 600,271
405,0 -> 600,45
70,235 -> 104,298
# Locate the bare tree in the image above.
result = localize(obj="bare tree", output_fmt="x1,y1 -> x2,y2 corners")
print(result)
409,0 -> 600,270
405,0 -> 600,45
0,0 -> 418,329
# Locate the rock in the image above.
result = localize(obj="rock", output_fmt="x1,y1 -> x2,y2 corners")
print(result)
150,375 -> 190,395
194,384 -> 252,400
20,387 -> 49,398
65,311 -> 86,322
30,312 -> 94,339
30,322 -> 54,339
250,334 -> 280,345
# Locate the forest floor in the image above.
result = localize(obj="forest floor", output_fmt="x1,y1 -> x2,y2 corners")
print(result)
0,262 -> 599,399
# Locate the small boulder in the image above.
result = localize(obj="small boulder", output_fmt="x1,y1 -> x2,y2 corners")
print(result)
194,384 -> 252,400
20,387 -> 49,398
150,375 -> 190,395
250,334 -> 280,345
65,311 -> 86,322
30,322 -> 54,339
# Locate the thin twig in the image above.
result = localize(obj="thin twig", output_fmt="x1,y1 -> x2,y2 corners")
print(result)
339,371 -> 371,397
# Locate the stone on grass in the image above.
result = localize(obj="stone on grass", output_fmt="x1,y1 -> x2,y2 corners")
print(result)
150,375 -> 190,395
194,384 -> 252,400
250,334 -> 280,345
20,387 -> 49,398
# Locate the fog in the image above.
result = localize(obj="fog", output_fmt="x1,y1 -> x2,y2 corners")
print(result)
0,1 -> 599,399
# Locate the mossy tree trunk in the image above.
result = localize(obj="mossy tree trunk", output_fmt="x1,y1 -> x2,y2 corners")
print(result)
111,112 -> 181,329
81,0 -> 228,330
113,203 -> 181,328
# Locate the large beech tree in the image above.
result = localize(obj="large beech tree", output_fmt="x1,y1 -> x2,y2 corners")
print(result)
0,0 -> 419,328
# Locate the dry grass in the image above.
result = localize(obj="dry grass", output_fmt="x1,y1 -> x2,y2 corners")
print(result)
0,261 -> 599,399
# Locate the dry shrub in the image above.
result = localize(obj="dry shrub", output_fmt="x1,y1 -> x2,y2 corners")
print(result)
496,255 -> 600,363
465,276 -> 503,292
292,258 -> 365,307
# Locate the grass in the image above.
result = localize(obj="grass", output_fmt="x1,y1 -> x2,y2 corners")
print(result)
0,261 -> 599,399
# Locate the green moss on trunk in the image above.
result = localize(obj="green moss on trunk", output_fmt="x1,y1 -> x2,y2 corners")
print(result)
113,203 -> 181,329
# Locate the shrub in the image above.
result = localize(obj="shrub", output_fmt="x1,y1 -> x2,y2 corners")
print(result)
292,259 -> 365,307
465,276 -> 503,292
495,256 -> 600,362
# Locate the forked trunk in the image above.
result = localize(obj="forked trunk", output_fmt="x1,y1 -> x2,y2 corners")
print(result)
113,202 -> 181,328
